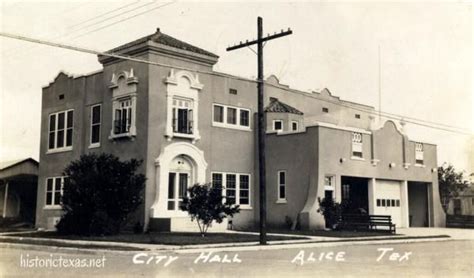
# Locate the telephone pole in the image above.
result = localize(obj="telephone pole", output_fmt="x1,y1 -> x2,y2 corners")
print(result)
226,17 -> 292,245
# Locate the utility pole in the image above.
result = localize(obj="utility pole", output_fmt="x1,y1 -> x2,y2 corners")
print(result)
227,17 -> 292,245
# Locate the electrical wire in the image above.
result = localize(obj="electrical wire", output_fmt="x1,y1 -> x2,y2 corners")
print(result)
1,30 -> 472,136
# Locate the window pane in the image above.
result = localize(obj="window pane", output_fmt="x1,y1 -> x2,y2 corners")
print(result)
92,106 -> 101,124
279,185 -> 286,199
47,178 -> 53,192
274,121 -> 282,131
91,125 -> 100,144
54,191 -> 61,205
49,132 -> 55,149
66,129 -> 73,147
226,174 -> 236,189
168,173 -> 176,199
46,192 -> 53,205
167,201 -> 175,210
240,175 -> 249,189
49,114 -> 56,132
67,111 -> 73,128
292,122 -> 298,131
240,110 -> 249,126
57,112 -> 65,130
178,174 -> 188,198
279,172 -> 286,185
227,108 -> 237,124
213,106 -> 224,123
212,173 -> 222,187
57,130 -> 64,148
226,174 -> 236,204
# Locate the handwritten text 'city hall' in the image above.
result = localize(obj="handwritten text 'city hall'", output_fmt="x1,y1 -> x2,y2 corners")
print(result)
132,248 -> 411,267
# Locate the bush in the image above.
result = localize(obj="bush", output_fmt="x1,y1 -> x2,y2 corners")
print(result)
317,197 -> 348,230
180,183 -> 240,236
56,153 -> 146,236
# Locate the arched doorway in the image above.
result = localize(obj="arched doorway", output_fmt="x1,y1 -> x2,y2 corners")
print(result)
167,155 -> 193,211
150,142 -> 207,218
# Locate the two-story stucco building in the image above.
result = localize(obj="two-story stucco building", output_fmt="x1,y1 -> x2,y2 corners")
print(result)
35,28 -> 445,231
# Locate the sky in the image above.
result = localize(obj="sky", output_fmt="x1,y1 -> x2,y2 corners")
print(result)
0,0 -> 473,172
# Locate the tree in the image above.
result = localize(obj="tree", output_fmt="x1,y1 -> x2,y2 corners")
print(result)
438,164 -> 469,213
56,153 -> 146,236
180,183 -> 240,236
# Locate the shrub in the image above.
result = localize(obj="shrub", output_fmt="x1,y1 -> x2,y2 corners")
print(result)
56,153 -> 146,236
317,197 -> 348,230
180,183 -> 240,236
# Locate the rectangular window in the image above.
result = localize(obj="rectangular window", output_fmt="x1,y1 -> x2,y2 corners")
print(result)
324,175 -> 335,201
278,171 -> 286,201
48,110 -> 74,151
273,120 -> 283,131
211,172 -> 251,207
226,174 -> 236,205
381,199 -> 386,206
355,114 -> 361,119
240,109 -> 250,127
239,175 -> 250,205
352,132 -> 363,158
322,107 -> 329,113
212,104 -> 251,130
377,199 -> 381,206
168,173 -> 176,210
227,107 -> 237,125
396,200 -> 400,207
90,104 -> 101,146
213,105 -> 224,123
415,142 -> 424,165
291,121 -> 298,131
229,88 -> 237,95
172,98 -> 193,134
45,177 -> 67,207
114,98 -> 132,135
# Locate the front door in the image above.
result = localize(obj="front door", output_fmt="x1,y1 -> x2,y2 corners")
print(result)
167,172 -> 189,211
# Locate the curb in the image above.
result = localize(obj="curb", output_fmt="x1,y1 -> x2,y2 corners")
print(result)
0,235 -> 452,255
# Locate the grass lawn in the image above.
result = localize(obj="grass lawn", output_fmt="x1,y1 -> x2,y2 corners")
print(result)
2,231 -> 307,246
236,228 -> 403,238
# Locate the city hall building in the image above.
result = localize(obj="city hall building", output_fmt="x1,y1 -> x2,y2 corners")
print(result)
36,28 -> 445,231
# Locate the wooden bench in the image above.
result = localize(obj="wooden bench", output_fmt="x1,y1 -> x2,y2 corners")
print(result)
339,214 -> 396,234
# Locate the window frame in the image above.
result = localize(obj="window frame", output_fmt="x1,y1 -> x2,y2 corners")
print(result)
113,97 -> 133,136
324,175 -> 335,199
44,176 -> 67,209
212,103 -> 252,131
89,104 -> 102,148
415,142 -> 424,165
291,121 -> 299,131
211,171 -> 252,209
277,170 -> 287,203
47,109 -> 74,153
273,120 -> 283,132
171,97 -> 194,135
351,132 -> 364,159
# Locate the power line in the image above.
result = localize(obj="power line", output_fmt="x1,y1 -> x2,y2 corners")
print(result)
70,1 -> 177,40
1,30 -> 471,136
70,1 -> 157,34
68,1 -> 141,29
3,1 -> 175,58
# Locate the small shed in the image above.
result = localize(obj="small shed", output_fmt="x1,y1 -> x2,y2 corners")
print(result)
0,158 -> 38,224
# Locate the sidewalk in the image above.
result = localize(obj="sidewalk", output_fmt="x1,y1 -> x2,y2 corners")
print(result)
0,227 -> 470,255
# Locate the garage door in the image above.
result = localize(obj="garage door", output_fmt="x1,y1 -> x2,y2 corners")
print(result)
374,180 -> 403,228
